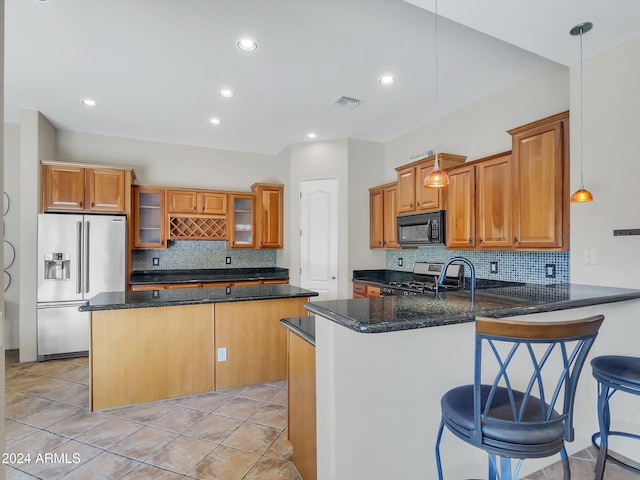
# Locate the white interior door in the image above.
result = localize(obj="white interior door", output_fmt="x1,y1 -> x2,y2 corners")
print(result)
300,178 -> 338,301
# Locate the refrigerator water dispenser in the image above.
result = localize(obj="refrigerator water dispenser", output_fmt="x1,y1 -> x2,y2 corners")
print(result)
44,252 -> 71,280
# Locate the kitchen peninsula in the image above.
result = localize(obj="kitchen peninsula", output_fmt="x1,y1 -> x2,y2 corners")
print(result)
80,284 -> 317,411
305,283 -> 640,480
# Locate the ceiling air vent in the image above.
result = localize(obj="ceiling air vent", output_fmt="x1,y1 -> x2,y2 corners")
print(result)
331,96 -> 363,110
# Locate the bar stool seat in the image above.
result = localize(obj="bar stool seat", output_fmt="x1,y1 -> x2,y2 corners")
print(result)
591,355 -> 640,479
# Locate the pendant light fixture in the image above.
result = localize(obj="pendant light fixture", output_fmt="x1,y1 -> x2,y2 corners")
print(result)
424,0 -> 449,188
570,22 -> 594,203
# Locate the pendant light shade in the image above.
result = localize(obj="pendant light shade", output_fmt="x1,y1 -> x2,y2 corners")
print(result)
570,22 -> 593,203
424,0 -> 449,189
424,152 -> 450,188
570,188 -> 593,203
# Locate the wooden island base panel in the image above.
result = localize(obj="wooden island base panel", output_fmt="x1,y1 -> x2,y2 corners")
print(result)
84,285 -> 315,411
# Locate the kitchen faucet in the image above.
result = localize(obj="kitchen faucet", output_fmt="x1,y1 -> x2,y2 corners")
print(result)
437,256 -> 476,304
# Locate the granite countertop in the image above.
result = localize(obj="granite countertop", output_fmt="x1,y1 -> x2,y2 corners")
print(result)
305,283 -> 640,334
130,267 -> 289,285
80,284 -> 318,312
280,316 -> 316,346
352,269 -> 414,286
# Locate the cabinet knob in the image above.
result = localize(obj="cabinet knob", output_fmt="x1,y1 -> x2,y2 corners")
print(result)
79,201 -> 83,207
513,236 -> 518,243
410,203 -> 413,208
417,202 -> 420,206
91,202 -> 94,208
468,238 -> 472,244
479,238 -> 483,243
193,206 -> 196,212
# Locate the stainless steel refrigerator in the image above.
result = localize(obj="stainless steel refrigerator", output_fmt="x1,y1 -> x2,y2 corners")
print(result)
37,213 -> 126,361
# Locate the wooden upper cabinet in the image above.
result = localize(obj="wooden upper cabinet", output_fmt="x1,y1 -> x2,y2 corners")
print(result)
252,183 -> 284,249
41,162 -> 133,214
200,192 -> 227,215
369,187 -> 384,248
167,190 -> 228,215
369,182 -> 399,249
167,190 -> 197,213
382,185 -> 399,248
396,166 -> 416,214
416,162 -> 442,211
132,186 -> 167,249
446,164 -> 476,249
228,193 -> 256,249
42,164 -> 86,211
395,154 -> 466,215
476,153 -> 513,249
509,111 -> 569,250
87,168 -> 126,213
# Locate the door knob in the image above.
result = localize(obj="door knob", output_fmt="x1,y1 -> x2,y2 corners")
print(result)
329,276 -> 336,280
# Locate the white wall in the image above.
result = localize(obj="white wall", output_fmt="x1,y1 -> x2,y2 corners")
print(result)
55,130 -> 287,190
4,124 -> 20,349
347,138 -> 386,272
19,111 -> 56,362
289,140 -> 349,296
570,37 -> 640,288
385,64 -> 570,180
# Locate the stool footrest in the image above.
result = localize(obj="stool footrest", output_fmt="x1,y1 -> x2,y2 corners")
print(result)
592,431 -> 640,475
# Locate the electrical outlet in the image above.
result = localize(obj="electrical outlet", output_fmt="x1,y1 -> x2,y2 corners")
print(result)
545,264 -> 556,278
583,247 -> 597,265
397,258 -> 403,267
225,256 -> 231,265
217,347 -> 227,362
152,257 -> 160,266
490,261 -> 498,274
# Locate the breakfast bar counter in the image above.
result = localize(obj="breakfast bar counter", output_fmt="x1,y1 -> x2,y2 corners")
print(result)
81,284 -> 317,411
306,283 -> 640,480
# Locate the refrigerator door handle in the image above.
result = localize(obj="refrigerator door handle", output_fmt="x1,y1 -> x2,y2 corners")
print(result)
85,220 -> 90,294
76,221 -> 83,294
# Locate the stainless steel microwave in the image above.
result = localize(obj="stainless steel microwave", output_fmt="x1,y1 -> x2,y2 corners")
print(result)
397,210 -> 446,246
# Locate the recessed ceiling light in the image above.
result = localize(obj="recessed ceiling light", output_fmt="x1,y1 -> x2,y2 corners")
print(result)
307,133 -> 317,139
218,89 -> 234,98
81,98 -> 98,107
237,38 -> 258,52
209,118 -> 222,125
379,75 -> 396,86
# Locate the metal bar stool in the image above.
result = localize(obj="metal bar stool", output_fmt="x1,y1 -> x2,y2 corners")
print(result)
591,355 -> 640,479
435,314 -> 604,480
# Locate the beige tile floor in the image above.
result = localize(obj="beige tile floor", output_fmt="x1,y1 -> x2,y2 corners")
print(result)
4,350 -> 301,480
4,350 -> 639,479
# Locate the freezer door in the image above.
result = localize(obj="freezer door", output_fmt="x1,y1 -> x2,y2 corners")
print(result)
84,215 -> 126,298
37,303 -> 90,360
37,213 -> 84,303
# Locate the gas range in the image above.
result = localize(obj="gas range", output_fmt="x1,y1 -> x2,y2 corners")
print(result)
379,262 -> 464,296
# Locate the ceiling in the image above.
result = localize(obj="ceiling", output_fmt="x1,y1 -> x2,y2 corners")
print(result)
6,0 -> 640,156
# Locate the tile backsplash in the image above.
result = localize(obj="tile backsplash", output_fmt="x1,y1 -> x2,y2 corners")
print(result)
385,247 -> 569,284
132,240 -> 277,271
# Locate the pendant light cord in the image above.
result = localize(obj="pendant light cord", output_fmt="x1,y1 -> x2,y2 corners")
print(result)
579,27 -> 585,190
434,0 -> 440,169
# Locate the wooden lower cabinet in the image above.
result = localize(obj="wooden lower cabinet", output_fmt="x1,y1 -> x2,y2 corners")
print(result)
288,331 -> 317,480
90,296 -> 310,410
353,282 -> 381,298
214,298 -> 308,390
91,305 -> 214,411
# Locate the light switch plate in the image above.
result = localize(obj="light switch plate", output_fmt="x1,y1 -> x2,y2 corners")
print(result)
490,261 -> 498,274
583,248 -> 597,265
152,257 -> 160,266
225,256 -> 231,265
397,258 -> 403,267
545,264 -> 556,278
217,347 -> 227,362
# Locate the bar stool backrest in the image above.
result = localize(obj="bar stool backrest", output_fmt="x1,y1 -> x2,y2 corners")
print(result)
473,315 -> 604,444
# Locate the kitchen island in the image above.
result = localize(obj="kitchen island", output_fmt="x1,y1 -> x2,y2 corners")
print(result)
80,284 -> 317,410
305,283 -> 640,480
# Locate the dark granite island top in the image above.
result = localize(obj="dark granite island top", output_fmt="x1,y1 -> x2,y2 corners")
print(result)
130,267 -> 289,286
305,283 -> 640,333
81,284 -> 318,312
